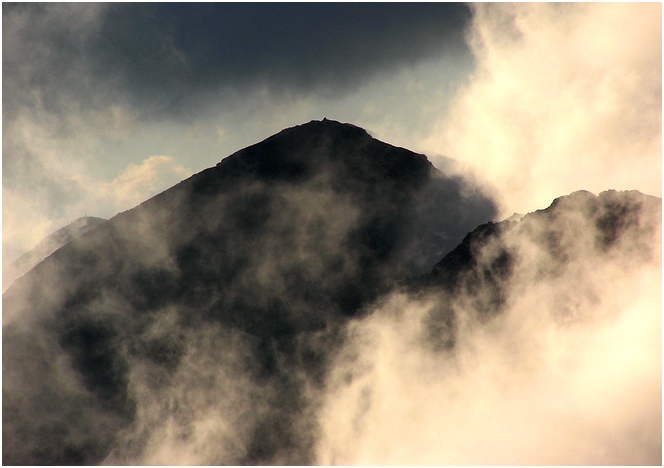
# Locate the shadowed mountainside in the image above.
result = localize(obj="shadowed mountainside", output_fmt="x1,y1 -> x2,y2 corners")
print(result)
3,119 -> 497,465
3,120 -> 660,465
410,189 -> 661,353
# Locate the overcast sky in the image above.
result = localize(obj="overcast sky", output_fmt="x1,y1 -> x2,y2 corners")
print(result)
3,3 -> 661,264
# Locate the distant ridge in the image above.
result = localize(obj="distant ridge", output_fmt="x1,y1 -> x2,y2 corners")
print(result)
412,189 -> 661,343
3,216 -> 106,292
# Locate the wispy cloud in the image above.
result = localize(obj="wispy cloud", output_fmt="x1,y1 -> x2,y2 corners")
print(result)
425,3 -> 662,216
98,155 -> 191,214
315,191 -> 662,465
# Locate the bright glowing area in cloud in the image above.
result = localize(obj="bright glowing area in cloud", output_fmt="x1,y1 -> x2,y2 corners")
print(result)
425,3 -> 662,217
315,197 -> 662,465
99,155 -> 191,213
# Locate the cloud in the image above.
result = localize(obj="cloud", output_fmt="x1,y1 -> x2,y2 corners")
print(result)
316,278 -> 661,464
2,187 -> 63,266
2,67 -> 142,263
2,152 -> 191,265
4,3 -> 472,119
101,4 -> 470,111
2,3 -> 114,117
314,191 -> 662,465
98,155 -> 191,214
424,3 -> 662,216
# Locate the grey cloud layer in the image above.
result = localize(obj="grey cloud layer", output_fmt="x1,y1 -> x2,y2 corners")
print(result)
4,3 -> 471,117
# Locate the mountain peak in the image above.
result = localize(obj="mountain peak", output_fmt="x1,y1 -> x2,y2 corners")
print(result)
294,118 -> 370,138
217,118 -> 370,167
217,119 -> 377,171
3,120 -> 501,465
172,119 -> 435,202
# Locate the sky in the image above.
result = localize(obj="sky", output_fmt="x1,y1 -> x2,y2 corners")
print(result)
2,4 -> 662,464
3,2 -> 662,264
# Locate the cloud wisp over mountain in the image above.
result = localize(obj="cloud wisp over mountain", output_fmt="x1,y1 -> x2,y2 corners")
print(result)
3,2 -> 475,265
4,3 -> 660,272
2,216 -> 106,293
3,3 -> 662,465
3,121 -> 661,465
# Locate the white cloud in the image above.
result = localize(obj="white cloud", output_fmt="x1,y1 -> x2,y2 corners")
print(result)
98,155 -> 190,214
2,187 -> 62,265
424,3 -> 662,217
314,199 -> 662,465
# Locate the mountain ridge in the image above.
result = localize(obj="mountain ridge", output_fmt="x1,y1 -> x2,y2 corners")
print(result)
3,120 -> 661,465
3,119 -> 497,464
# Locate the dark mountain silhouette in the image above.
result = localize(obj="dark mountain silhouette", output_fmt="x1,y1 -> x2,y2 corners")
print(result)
425,189 -> 661,292
3,119 -> 497,465
3,120 -> 660,465
3,216 -> 106,293
413,189 -> 661,352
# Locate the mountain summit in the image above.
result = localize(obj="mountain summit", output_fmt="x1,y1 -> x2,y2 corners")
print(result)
3,119 -> 497,464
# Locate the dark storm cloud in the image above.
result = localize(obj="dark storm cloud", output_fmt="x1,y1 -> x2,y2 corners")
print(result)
3,3 -> 472,117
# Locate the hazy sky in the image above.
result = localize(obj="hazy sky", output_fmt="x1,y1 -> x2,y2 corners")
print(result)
3,3 -> 662,264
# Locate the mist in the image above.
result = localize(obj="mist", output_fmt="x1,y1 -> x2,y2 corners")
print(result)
85,188 -> 661,466
424,3 -> 662,218
3,120 -> 500,465
314,190 -> 662,465
3,122 -> 660,465
3,3 -> 661,464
